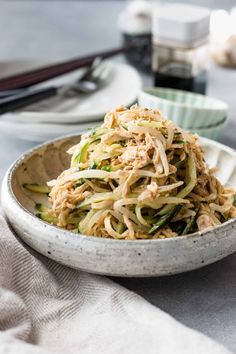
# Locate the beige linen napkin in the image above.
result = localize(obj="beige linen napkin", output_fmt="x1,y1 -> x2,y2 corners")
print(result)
0,212 -> 231,354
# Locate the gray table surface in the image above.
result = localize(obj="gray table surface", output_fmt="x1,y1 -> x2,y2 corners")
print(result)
0,1 -> 236,352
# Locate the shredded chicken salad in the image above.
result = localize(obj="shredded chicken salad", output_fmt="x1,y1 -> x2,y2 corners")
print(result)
26,105 -> 236,239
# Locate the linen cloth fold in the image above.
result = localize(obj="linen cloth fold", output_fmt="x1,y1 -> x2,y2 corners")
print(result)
0,212 -> 231,354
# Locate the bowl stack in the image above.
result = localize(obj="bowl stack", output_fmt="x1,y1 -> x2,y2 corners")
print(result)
138,87 -> 228,140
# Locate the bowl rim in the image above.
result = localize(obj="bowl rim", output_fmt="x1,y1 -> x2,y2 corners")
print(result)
3,133 -> 236,246
139,87 -> 229,111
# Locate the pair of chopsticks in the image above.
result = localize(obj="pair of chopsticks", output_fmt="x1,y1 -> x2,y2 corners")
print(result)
0,46 -> 134,91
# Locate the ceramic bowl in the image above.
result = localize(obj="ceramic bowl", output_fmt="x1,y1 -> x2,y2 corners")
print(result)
188,117 -> 228,140
2,135 -> 236,277
138,87 -> 228,129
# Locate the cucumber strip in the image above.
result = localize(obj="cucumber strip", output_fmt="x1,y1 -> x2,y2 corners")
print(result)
90,161 -> 98,169
182,206 -> 200,235
79,142 -> 89,162
117,221 -> 126,234
77,192 -> 116,209
79,210 -> 96,234
149,205 -> 182,234
74,179 -> 85,188
23,184 -> 50,194
182,216 -> 195,235
157,153 -> 196,216
175,159 -> 186,169
36,212 -> 57,224
74,127 -> 108,167
68,215 -> 81,224
35,204 -> 59,225
71,141 -> 90,167
172,221 -> 186,235
35,203 -> 48,212
101,165 -> 111,172
89,127 -> 108,138
233,195 -> 236,207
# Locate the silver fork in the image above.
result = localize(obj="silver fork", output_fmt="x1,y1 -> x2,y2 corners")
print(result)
64,57 -> 112,95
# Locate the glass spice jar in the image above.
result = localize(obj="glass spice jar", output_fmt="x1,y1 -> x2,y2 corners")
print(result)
118,0 -> 152,73
152,4 -> 210,94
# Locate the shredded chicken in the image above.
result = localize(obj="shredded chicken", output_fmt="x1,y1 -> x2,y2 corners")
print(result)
34,105 -> 236,239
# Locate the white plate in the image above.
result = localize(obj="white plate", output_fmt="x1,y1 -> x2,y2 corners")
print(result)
0,120 -> 99,142
1,62 -> 142,124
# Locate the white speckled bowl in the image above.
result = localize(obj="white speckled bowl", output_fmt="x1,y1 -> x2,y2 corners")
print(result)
2,135 -> 236,277
138,87 -> 228,129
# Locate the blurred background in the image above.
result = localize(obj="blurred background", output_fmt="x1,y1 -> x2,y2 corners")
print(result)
0,0 -> 235,61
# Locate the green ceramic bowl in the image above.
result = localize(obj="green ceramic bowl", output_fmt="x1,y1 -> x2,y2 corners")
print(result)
187,117 -> 228,141
138,87 -> 228,129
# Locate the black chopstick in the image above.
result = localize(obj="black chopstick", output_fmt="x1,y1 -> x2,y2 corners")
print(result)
0,45 -> 135,91
0,89 -> 26,98
0,86 -> 57,114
